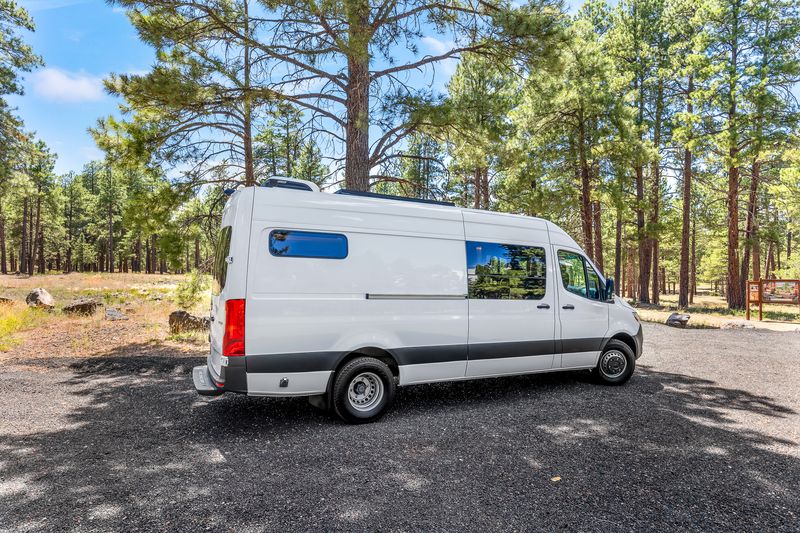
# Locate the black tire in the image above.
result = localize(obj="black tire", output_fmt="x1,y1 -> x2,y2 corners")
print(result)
332,357 -> 396,424
594,339 -> 635,385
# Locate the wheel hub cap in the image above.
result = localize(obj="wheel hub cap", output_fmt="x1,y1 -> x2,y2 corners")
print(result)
347,372 -> 384,412
600,350 -> 627,378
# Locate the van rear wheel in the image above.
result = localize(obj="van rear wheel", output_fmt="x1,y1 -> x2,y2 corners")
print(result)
332,357 -> 395,424
594,340 -> 635,385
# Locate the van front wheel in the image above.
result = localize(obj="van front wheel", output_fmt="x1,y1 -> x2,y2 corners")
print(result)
332,357 -> 396,424
594,340 -> 635,385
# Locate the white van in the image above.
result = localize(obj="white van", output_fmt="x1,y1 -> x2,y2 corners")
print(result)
193,178 -> 643,423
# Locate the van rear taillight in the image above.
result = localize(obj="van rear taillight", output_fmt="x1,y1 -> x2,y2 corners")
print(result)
223,299 -> 245,356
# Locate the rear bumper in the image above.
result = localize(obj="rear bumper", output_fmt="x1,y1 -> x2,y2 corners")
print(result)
193,365 -> 224,396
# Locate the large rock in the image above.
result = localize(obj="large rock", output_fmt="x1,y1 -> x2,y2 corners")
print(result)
169,310 -> 210,334
105,307 -> 128,321
63,298 -> 100,316
26,288 -> 54,309
721,320 -> 755,330
0,296 -> 13,305
666,312 -> 690,328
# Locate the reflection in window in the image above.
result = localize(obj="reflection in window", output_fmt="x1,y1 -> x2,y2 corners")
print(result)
558,251 -> 587,298
269,230 -> 348,259
557,250 -> 604,300
212,226 -> 232,295
467,241 -> 546,300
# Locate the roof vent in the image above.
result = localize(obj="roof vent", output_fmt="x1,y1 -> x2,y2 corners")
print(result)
261,177 -> 320,192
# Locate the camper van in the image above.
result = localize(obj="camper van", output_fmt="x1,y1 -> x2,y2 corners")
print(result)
193,178 -> 643,423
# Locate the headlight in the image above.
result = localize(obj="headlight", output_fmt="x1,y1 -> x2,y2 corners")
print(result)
632,311 -> 641,323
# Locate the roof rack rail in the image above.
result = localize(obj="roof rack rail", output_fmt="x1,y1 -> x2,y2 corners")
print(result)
334,189 -> 455,207
261,178 -> 316,192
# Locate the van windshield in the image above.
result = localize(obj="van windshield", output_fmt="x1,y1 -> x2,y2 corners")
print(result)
212,226 -> 232,295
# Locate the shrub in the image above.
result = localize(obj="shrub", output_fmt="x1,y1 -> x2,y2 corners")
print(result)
0,304 -> 40,351
174,270 -> 211,310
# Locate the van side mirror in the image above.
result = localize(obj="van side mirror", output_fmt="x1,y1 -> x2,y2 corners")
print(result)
605,278 -> 615,302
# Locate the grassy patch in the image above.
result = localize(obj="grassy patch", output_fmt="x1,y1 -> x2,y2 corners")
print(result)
167,330 -> 208,344
0,304 -> 46,351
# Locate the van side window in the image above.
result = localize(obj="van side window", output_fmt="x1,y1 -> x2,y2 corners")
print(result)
212,226 -> 232,295
466,241 -> 546,300
269,230 -> 348,259
557,250 -> 605,300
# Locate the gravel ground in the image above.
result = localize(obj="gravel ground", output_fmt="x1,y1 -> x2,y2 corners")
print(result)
1,323 -> 799,532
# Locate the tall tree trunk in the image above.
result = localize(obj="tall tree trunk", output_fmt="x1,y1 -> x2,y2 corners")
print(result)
37,229 -> 44,274
135,237 -> 142,272
690,216 -> 696,304
577,115 -> 593,258
194,237 -> 201,269
0,207 -> 6,275
787,230 -> 792,259
592,200 -> 604,272
765,241 -> 774,278
725,9 -> 743,309
344,5 -> 371,192
635,166 -> 650,303
678,140 -> 692,308
740,159 -> 760,292
614,208 -> 622,295
19,198 -> 27,275
107,198 -> 114,274
650,80 -> 664,304
27,198 -> 39,275
473,168 -> 482,209
150,234 -> 158,274
242,0 -> 256,187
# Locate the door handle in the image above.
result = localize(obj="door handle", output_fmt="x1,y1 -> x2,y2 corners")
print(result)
562,304 -> 575,310
537,303 -> 550,309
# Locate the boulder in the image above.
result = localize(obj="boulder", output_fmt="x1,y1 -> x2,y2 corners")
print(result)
666,312 -> 690,328
0,296 -> 13,305
105,307 -> 128,321
169,310 -> 210,334
721,320 -> 755,330
26,288 -> 54,309
63,298 -> 100,316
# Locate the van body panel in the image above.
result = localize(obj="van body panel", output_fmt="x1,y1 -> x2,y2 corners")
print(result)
208,188 -> 254,380
462,211 -> 557,376
553,245 -> 610,368
243,188 -> 469,384
247,371 -> 332,396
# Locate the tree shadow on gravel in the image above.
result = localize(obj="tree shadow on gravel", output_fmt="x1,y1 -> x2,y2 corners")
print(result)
1,346 -> 799,532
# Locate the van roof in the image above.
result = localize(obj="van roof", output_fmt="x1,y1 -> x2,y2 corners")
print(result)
245,185 -> 582,250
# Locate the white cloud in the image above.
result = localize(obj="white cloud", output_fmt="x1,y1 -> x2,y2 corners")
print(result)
31,68 -> 106,103
24,0 -> 92,11
421,36 -> 455,55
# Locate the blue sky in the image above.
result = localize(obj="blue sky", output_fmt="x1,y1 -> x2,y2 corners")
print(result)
11,0 -> 154,175
12,0 -> 582,176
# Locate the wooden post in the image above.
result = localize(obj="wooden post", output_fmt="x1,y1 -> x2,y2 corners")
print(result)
746,281 -> 750,320
759,279 -> 763,321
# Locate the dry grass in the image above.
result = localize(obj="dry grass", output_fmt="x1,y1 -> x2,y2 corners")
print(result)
632,290 -> 800,330
0,273 -> 210,362
0,302 -> 52,351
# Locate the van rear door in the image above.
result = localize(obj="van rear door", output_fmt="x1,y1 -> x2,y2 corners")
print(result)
209,225 -> 232,378
208,189 -> 253,382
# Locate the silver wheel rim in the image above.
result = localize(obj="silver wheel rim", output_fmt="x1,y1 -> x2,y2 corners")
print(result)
600,350 -> 627,379
347,372 -> 384,412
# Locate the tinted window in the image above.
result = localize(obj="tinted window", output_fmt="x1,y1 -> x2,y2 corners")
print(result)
467,241 -> 546,300
269,230 -> 348,259
558,250 -> 605,300
212,226 -> 232,295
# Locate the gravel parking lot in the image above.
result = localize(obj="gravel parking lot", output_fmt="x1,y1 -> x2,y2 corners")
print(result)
1,323 -> 799,532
